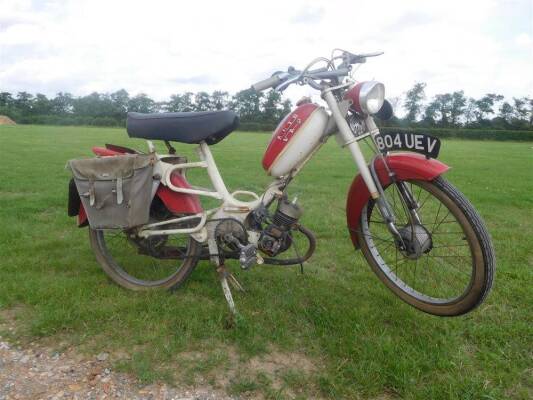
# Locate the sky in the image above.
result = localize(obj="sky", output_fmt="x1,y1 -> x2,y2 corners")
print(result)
0,0 -> 532,110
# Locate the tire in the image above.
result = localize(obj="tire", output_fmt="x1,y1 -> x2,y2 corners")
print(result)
89,228 -> 202,291
357,176 -> 495,316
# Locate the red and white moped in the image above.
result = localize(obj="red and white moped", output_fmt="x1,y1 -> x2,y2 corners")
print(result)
68,50 -> 495,316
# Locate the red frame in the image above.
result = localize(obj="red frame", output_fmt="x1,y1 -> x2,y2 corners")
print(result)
346,152 -> 450,248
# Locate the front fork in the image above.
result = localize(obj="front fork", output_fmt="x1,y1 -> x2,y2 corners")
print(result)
323,91 -> 420,242
323,91 -> 380,199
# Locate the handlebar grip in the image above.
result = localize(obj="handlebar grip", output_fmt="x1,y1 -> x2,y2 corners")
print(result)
251,75 -> 281,91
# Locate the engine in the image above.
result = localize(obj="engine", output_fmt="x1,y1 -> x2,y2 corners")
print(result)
258,198 -> 303,256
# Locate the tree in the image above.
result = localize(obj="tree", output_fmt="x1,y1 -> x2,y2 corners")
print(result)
421,91 -> 465,127
194,91 -> 212,111
450,91 -> 466,126
529,97 -> 533,126
423,100 -> 439,125
262,90 -> 284,123
32,94 -> 52,115
474,93 -> 504,122
211,91 -> 229,110
0,85 -> 528,131
498,102 -> 514,123
73,92 -> 114,117
166,92 -> 194,112
51,92 -> 73,115
464,97 -> 477,125
434,93 -> 453,126
512,97 -> 529,121
110,89 -> 130,118
404,82 -> 426,123
281,99 -> 293,119
127,93 -> 156,113
15,92 -> 34,114
0,92 -> 14,108
231,89 -> 264,122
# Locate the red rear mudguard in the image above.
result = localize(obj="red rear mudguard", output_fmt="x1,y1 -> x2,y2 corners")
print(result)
74,146 -> 202,226
346,152 -> 450,249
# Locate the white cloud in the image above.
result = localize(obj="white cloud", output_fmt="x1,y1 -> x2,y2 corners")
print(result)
515,33 -> 532,46
0,0 -> 531,109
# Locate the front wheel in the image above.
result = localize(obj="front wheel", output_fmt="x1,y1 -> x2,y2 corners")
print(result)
357,177 -> 495,316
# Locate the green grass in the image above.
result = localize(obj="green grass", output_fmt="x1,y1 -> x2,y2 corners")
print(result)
0,124 -> 532,399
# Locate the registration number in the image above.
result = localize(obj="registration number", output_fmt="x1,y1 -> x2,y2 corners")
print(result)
374,132 -> 441,158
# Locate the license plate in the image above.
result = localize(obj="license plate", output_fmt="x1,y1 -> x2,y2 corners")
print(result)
374,132 -> 441,158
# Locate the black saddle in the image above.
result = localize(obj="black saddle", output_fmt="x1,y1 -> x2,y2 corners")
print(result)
126,111 -> 239,145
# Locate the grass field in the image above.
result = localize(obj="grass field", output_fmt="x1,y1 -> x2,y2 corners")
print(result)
0,125 -> 532,399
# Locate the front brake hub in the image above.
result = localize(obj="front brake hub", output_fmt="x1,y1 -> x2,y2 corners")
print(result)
397,224 -> 432,259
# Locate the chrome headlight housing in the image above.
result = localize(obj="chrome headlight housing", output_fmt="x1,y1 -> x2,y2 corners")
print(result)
345,81 -> 385,115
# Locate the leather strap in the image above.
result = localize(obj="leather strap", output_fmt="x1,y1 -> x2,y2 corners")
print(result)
89,179 -> 95,206
116,176 -> 123,204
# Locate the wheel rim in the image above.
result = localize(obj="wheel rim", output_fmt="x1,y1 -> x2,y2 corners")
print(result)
94,226 -> 197,287
361,180 -> 477,304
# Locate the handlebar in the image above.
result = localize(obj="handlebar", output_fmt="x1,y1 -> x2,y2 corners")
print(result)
251,75 -> 282,91
251,50 -> 383,92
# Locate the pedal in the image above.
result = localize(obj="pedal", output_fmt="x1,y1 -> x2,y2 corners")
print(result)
239,244 -> 259,270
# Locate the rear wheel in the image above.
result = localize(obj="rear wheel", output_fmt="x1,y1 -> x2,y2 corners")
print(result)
89,217 -> 202,291
357,177 -> 495,316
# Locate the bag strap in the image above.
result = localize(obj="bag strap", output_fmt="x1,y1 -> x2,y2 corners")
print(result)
116,176 -> 123,204
89,178 -> 96,206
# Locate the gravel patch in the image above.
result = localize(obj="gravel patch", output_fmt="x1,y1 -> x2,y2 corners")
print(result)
0,337 -> 234,400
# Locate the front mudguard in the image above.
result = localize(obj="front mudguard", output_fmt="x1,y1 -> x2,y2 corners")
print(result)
346,152 -> 450,249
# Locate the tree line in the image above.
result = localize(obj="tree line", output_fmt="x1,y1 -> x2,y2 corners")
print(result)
0,84 -> 531,131
0,89 -> 292,130
397,82 -> 532,130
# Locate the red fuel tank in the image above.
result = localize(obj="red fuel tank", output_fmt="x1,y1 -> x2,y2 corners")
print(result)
262,103 -> 328,177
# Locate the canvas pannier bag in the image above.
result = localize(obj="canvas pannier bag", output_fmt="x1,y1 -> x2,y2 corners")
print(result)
68,154 -> 156,229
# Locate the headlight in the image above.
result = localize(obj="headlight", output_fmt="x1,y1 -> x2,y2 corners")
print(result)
344,81 -> 385,115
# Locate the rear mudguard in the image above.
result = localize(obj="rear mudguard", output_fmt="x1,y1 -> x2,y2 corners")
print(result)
74,145 -> 202,226
346,152 -> 450,249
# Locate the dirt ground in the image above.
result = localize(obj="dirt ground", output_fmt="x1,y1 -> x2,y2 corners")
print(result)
0,338 -> 234,400
0,309 -> 318,400
0,310 -> 233,400
0,116 -> 16,125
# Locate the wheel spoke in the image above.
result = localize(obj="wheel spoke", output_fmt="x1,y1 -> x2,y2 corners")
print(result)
96,227 -> 194,285
360,179 -> 476,303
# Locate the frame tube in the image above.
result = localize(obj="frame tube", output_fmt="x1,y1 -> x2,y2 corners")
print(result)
322,91 -> 379,198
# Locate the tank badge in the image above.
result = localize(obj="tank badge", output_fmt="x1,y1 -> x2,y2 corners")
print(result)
277,114 -> 302,142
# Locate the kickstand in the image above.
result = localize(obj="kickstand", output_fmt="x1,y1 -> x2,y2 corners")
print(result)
216,264 -> 237,315
227,271 -> 246,292
208,239 -> 245,320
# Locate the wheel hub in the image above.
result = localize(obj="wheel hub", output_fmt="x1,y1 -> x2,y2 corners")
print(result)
397,224 -> 433,259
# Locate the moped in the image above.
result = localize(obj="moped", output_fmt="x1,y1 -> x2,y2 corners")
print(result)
68,50 -> 495,316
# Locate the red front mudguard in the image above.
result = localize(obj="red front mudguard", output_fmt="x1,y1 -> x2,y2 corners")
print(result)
72,146 -> 202,227
346,152 -> 450,249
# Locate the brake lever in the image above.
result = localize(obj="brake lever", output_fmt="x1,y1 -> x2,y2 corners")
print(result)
358,51 -> 384,58
344,51 -> 384,66
274,75 -> 301,92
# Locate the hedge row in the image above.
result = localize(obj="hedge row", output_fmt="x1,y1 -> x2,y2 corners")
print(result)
16,115 -> 124,127
238,122 -> 278,132
15,116 -> 273,131
9,116 -> 533,141
242,125 -> 533,141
